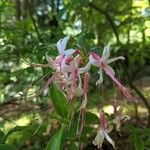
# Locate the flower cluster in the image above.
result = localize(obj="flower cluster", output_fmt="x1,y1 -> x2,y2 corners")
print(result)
33,36 -> 137,103
31,36 -> 138,149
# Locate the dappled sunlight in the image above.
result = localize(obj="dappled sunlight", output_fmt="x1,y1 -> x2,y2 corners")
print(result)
142,86 -> 150,98
133,0 -> 149,8
1,114 -> 32,135
138,105 -> 149,116
15,115 -> 31,126
89,107 -> 99,116
103,105 -> 114,115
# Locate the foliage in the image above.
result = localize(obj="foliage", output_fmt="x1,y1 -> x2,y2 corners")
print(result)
127,125 -> 150,150
0,0 -> 150,149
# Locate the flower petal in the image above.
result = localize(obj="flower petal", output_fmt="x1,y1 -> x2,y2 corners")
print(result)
57,36 -> 70,55
104,132 -> 115,149
78,62 -> 91,74
89,53 -> 100,67
96,69 -> 103,85
106,65 -> 115,75
79,95 -> 88,110
102,45 -> 110,60
64,48 -> 76,57
78,73 -> 82,88
92,130 -> 105,148
61,61 -> 74,74
105,56 -> 125,64
46,52 -> 53,63
106,125 -> 113,133
121,115 -> 130,121
113,116 -> 121,132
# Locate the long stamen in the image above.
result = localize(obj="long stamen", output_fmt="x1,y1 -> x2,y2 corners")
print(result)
103,65 -> 138,103
36,74 -> 55,97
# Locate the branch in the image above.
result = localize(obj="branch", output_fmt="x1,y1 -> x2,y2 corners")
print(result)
89,3 -> 120,43
26,0 -> 42,42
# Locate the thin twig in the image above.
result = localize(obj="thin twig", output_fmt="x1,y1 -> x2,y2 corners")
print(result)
26,0 -> 42,42
89,2 -> 120,43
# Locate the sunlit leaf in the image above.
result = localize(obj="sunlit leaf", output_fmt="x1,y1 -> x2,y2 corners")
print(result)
45,127 -> 64,150
3,126 -> 26,143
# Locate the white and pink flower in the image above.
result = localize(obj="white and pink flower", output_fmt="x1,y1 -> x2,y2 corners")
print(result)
89,46 -> 138,102
31,36 -> 137,104
93,111 -> 115,149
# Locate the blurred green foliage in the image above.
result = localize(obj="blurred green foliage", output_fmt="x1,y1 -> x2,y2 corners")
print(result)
0,0 -> 150,149
0,0 -> 150,103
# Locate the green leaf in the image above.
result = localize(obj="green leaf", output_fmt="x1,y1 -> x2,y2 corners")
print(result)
0,144 -> 15,150
67,113 -> 79,139
85,112 -> 99,125
68,142 -> 77,150
127,125 -> 150,136
3,126 -> 26,143
134,135 -> 144,150
0,131 -> 5,143
84,33 -> 95,39
50,84 -> 68,119
45,127 -> 64,150
81,126 -> 93,140
145,138 -> 150,146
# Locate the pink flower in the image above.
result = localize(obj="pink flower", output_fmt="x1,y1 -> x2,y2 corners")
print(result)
89,46 -> 138,103
64,55 -> 90,100
46,36 -> 79,71
33,36 -> 78,97
93,111 -> 115,149
89,45 -> 124,85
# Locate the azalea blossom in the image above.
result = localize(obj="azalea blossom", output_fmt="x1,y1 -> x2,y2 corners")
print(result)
89,45 -> 125,85
93,111 -> 115,149
32,36 -> 77,71
29,36 -> 139,150
46,36 -> 79,72
89,46 -> 138,103
63,55 -> 90,100
32,36 -> 78,97
56,36 -> 78,57
31,36 -> 137,104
